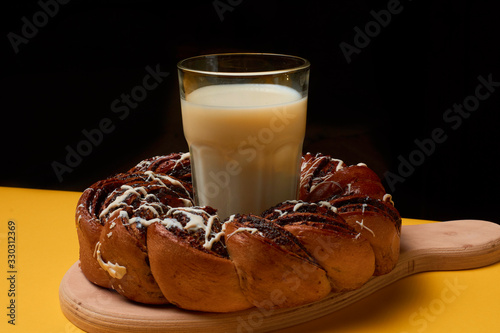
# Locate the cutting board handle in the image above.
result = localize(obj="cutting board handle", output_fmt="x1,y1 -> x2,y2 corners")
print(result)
399,219 -> 500,274
60,219 -> 500,333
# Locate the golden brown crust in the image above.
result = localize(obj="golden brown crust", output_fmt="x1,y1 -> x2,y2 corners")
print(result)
75,171 -> 193,304
147,222 -> 252,312
225,216 -> 331,309
284,223 -> 375,291
262,201 -> 375,291
98,211 -> 167,304
299,153 -> 388,202
331,195 -> 401,275
299,153 -> 344,202
76,186 -> 111,288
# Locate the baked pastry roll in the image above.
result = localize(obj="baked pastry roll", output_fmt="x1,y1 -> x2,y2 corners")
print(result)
330,195 -> 402,275
76,171 -> 193,304
299,152 -> 386,202
262,201 -> 375,291
147,206 -> 253,312
225,215 -> 331,309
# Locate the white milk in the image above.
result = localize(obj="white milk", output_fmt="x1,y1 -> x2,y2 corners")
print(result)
181,83 -> 307,219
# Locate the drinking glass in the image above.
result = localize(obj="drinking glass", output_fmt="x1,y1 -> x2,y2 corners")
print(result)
177,53 -> 310,219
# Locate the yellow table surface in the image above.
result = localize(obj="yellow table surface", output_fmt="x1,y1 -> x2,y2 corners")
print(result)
0,186 -> 499,333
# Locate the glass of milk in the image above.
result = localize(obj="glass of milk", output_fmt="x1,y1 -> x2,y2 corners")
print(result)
177,53 -> 309,219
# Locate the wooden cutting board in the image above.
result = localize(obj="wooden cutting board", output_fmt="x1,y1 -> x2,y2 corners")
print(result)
59,220 -> 500,333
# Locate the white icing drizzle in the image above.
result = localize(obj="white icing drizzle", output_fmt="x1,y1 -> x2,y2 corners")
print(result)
356,219 -> 376,237
133,156 -> 157,170
309,180 -> 343,194
123,206 -> 223,250
141,216 -> 184,229
383,193 -> 395,206
118,210 -> 129,219
98,171 -> 194,235
138,204 -> 162,217
119,209 -> 183,229
203,215 -> 219,249
179,198 -> 194,207
286,199 -> 301,204
99,185 -> 144,219
170,207 -> 208,230
356,203 -> 375,237
174,152 -> 190,168
293,202 -> 305,211
317,201 -> 338,213
335,159 -> 345,171
144,193 -> 157,201
357,162 -> 367,167
94,242 -> 127,279
144,171 -> 191,199
274,209 -> 287,218
167,207 -> 223,250
299,156 -> 318,190
204,232 -> 225,249
275,200 -> 339,216
159,217 -> 184,229
204,220 -> 227,250
300,155 -> 344,191
226,227 -> 260,240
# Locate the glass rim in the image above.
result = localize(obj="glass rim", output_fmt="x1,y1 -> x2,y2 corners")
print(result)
177,53 -> 310,76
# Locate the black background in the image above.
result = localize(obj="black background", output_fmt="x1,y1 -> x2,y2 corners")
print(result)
2,0 -> 499,223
